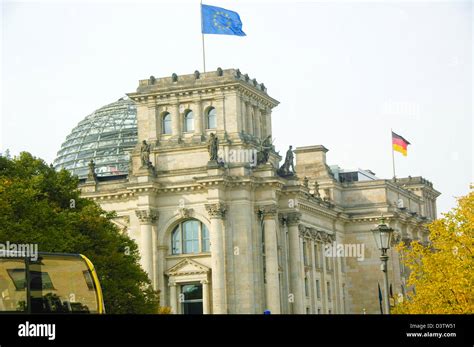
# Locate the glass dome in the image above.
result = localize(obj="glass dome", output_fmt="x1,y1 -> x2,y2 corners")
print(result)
54,97 -> 137,179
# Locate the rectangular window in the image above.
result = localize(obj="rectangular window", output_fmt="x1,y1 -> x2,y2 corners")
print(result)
303,241 -> 308,266
327,282 -> 331,302
181,283 -> 203,315
201,225 -> 210,252
172,229 -> 181,255
314,244 -> 319,268
316,279 -> 321,299
304,277 -> 309,297
183,222 -> 199,254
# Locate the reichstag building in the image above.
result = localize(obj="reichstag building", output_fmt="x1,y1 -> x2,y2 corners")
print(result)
54,69 -> 440,314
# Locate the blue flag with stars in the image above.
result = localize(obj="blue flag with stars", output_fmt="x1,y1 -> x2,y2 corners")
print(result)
201,4 -> 246,36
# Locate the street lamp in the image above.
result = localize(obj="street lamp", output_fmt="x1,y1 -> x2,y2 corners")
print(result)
371,217 -> 394,314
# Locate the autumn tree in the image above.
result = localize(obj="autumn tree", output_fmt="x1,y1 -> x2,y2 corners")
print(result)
0,152 -> 160,313
394,190 -> 473,314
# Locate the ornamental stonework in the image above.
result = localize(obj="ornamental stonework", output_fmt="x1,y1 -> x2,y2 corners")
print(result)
135,209 -> 158,224
256,204 -> 278,219
205,203 -> 226,219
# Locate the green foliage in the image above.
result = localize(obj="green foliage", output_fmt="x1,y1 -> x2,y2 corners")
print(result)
0,152 -> 159,313
394,190 -> 473,314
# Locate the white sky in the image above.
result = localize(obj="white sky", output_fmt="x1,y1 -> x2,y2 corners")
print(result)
1,0 -> 472,215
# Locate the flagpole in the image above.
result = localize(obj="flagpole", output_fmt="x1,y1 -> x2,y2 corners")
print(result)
200,0 -> 206,72
391,128 -> 396,181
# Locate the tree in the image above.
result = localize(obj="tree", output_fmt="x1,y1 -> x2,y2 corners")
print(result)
394,190 -> 473,314
0,152 -> 160,313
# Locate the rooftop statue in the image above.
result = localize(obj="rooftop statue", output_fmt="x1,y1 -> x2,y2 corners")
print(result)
278,145 -> 295,176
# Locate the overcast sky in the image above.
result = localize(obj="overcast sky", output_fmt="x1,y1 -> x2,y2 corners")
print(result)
1,0 -> 472,215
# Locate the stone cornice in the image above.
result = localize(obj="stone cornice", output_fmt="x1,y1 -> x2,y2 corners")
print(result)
128,81 -> 279,109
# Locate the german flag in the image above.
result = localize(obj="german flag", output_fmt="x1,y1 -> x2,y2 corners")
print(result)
392,131 -> 410,156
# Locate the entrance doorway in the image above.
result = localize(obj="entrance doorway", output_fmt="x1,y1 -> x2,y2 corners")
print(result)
181,283 -> 203,314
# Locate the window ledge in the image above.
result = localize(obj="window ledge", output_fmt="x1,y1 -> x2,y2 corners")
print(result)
166,252 -> 211,260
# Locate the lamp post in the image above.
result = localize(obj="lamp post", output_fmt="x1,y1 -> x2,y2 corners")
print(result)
371,217 -> 394,314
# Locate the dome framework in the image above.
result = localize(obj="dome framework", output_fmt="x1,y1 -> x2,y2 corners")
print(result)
54,98 -> 137,178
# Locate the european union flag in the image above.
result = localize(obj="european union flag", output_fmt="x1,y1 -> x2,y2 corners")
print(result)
201,4 -> 246,36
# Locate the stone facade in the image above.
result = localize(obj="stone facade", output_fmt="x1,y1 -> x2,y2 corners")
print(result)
79,69 -> 440,314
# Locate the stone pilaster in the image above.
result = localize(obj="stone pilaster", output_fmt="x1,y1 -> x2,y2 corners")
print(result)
193,98 -> 205,143
205,202 -> 227,313
171,103 -> 181,142
286,212 -> 305,313
168,281 -> 177,314
257,204 -> 281,314
201,279 -> 210,314
135,209 -> 158,280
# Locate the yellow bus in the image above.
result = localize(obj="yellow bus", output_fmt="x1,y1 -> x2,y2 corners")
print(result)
0,252 -> 105,314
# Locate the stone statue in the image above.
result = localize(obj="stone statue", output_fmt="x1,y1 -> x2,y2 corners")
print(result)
87,159 -> 97,181
256,135 -> 273,165
313,180 -> 321,198
140,140 -> 151,167
207,133 -> 219,161
302,176 -> 309,188
278,145 -> 295,176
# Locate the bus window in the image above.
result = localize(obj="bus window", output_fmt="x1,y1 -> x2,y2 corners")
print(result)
0,259 -> 28,312
29,255 -> 100,313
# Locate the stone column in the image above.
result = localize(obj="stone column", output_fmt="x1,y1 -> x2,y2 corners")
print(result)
135,209 -> 158,280
258,205 -> 281,314
287,212 -> 305,313
171,103 -> 181,140
254,106 -> 261,138
264,108 -> 272,138
205,202 -> 227,314
147,100 -> 158,144
169,281 -> 178,314
310,238 -> 317,313
240,99 -> 247,133
201,279 -> 210,314
246,102 -> 254,135
193,99 -> 204,142
156,245 -> 168,304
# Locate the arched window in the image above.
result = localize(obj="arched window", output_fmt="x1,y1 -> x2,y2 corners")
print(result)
171,220 -> 210,255
207,107 -> 217,129
162,112 -> 171,134
184,110 -> 194,132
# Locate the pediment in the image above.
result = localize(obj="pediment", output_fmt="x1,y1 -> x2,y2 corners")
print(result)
165,258 -> 210,276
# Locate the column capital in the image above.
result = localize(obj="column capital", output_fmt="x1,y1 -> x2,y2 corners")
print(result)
135,209 -> 158,224
200,279 -> 209,285
205,202 -> 226,219
168,281 -> 177,287
281,212 -> 301,226
256,204 -> 278,219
